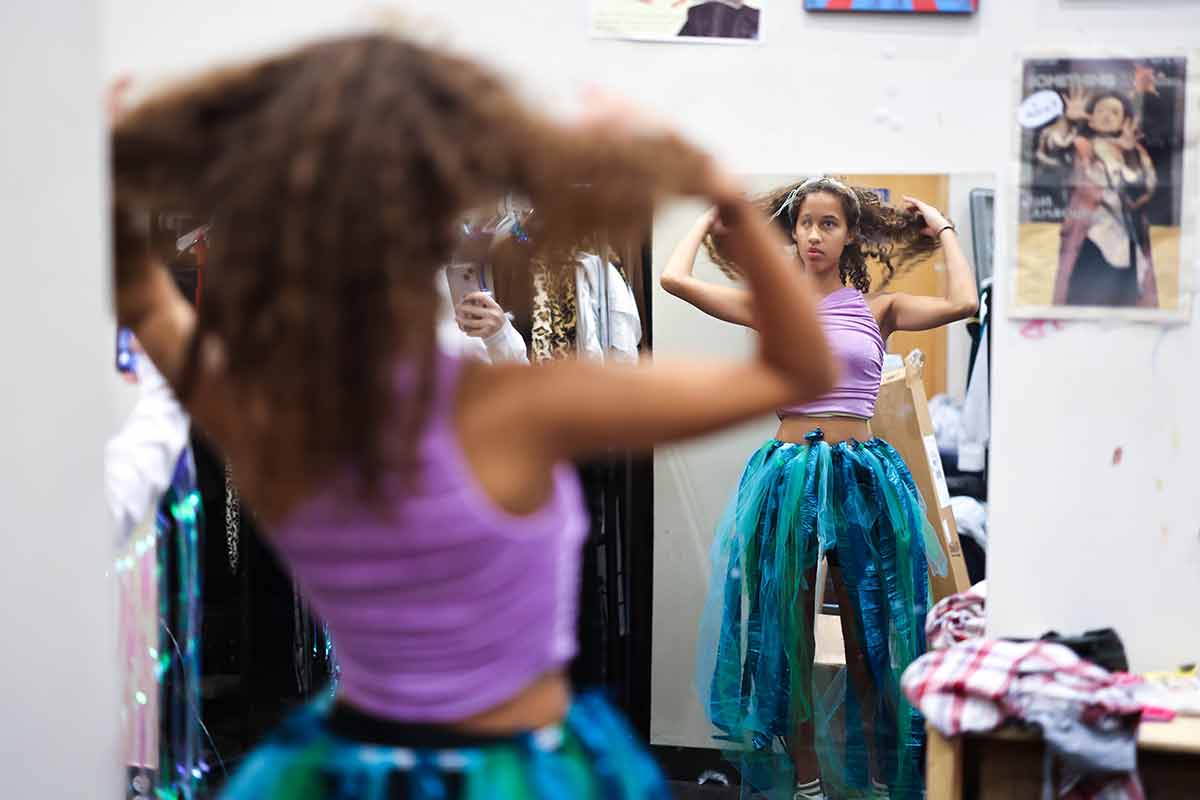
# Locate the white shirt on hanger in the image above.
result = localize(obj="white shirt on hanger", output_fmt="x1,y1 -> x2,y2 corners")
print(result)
575,253 -> 642,364
105,355 -> 191,545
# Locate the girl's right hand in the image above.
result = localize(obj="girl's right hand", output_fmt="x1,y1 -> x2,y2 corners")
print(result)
702,207 -> 730,237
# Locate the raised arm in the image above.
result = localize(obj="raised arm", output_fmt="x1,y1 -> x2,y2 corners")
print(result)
113,210 -> 233,451
874,196 -> 979,339
497,193 -> 835,461
113,211 -> 197,390
659,209 -> 755,327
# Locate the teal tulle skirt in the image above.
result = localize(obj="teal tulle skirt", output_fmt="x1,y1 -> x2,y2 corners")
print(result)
218,692 -> 668,799
696,432 -> 947,799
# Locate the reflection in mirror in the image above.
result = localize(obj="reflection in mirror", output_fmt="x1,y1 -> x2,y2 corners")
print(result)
444,193 -> 647,367
439,194 -> 657,716
650,173 -> 995,797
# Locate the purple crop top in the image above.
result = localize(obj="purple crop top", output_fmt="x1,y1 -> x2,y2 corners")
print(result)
779,287 -> 885,419
272,351 -> 588,723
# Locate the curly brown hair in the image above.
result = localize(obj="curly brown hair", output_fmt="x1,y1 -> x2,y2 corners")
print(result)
705,176 -> 941,293
112,33 -> 713,521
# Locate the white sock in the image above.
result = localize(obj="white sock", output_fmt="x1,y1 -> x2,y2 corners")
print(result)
794,777 -> 824,799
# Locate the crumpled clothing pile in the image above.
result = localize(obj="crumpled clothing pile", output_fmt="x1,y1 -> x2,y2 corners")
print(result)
903,638 -> 1144,800
925,580 -> 987,651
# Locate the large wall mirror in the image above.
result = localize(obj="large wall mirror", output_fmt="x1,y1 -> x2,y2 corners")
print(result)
646,173 -> 996,781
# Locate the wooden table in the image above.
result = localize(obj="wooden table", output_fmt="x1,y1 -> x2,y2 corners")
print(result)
927,717 -> 1200,800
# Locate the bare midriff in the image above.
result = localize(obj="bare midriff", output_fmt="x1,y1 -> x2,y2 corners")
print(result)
446,670 -> 570,735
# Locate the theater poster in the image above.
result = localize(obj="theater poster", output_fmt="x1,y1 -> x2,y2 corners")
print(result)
1011,53 -> 1198,322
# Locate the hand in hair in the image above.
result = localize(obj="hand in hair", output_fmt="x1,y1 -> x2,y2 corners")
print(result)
875,197 -> 977,338
108,34 -> 756,521
660,210 -> 755,327
705,207 -> 731,237
570,87 -> 745,206
902,196 -> 951,238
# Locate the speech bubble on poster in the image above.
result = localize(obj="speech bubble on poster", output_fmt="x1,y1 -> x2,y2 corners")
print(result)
1017,90 -> 1064,128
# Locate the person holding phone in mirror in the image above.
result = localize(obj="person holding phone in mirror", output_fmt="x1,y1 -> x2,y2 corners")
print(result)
663,176 -> 977,800
111,35 -> 834,799
437,255 -> 529,364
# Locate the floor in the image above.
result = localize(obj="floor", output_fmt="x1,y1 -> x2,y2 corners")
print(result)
659,612 -> 849,799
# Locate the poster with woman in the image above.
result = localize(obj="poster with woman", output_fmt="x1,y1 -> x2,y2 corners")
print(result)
590,0 -> 762,44
1011,54 -> 1197,322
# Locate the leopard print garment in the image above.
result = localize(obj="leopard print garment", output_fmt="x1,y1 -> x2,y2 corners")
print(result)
530,261 -> 578,363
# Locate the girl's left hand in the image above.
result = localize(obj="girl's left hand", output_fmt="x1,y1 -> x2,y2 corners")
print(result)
903,196 -> 951,238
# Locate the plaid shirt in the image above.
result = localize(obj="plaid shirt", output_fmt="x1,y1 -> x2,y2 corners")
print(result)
901,638 -> 1142,738
925,581 -> 987,651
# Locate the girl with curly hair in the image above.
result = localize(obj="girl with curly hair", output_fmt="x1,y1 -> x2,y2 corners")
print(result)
663,176 -> 978,800
111,33 -> 835,800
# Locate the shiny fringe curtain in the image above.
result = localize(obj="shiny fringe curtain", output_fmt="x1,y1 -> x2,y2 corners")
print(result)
292,587 -> 339,697
157,450 -> 206,799
113,448 -> 210,798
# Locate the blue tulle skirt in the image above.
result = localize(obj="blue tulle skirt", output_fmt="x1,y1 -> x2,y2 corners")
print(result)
218,691 -> 668,799
696,432 -> 946,799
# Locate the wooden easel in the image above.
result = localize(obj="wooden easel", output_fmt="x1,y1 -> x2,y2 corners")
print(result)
870,352 -> 971,602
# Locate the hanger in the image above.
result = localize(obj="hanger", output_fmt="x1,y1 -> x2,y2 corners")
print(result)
175,223 -> 211,254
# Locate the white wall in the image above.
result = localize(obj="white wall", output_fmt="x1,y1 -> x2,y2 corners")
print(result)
0,3 -> 119,797
104,0 -> 1200,739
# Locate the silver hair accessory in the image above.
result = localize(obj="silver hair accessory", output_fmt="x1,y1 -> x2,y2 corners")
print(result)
771,176 -> 862,225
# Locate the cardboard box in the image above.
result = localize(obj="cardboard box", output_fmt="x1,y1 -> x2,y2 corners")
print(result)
870,352 -> 971,603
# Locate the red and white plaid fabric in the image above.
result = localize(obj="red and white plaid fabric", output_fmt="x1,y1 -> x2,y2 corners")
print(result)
901,638 -> 1142,738
925,580 -> 987,651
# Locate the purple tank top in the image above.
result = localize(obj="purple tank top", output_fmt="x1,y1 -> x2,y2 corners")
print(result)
779,287 -> 885,419
272,351 -> 588,723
